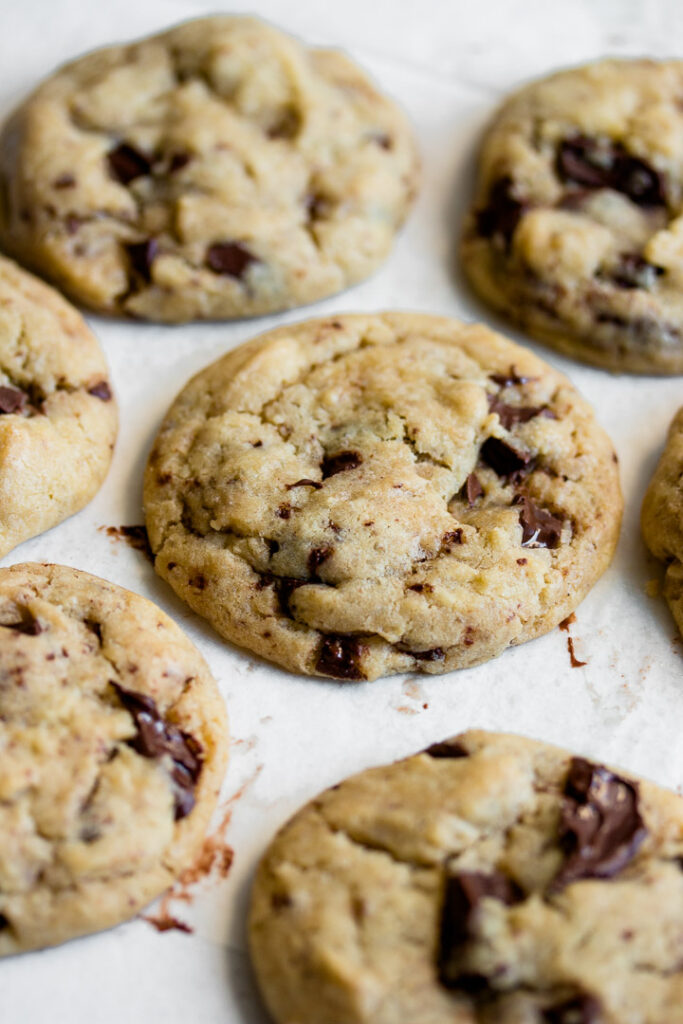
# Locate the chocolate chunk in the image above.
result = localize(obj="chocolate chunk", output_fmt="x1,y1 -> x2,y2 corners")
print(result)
276,503 -> 292,519
168,151 -> 191,173
461,473 -> 483,506
513,495 -> 564,549
488,394 -> 546,430
476,176 -> 527,245
286,478 -> 322,490
321,451 -> 362,478
107,143 -> 152,185
259,573 -> 306,614
370,132 -> 392,150
425,739 -> 469,758
53,173 -> 76,189
552,757 -> 647,889
266,539 -> 280,557
480,437 -> 534,478
543,995 -> 603,1024
489,366 -> 535,388
316,635 -> 367,680
438,870 -> 523,988
4,609 -> 43,636
111,683 -> 203,820
442,528 -> 464,547
205,241 -> 257,278
127,238 -> 158,282
407,582 -> 433,594
611,254 -> 664,290
0,913 -> 9,930
557,135 -> 666,207
305,193 -> 332,221
88,381 -> 112,401
411,647 -> 445,661
0,385 -> 27,415
308,546 -> 333,574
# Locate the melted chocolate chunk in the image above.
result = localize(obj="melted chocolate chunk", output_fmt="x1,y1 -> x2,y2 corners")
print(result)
461,473 -> 483,506
552,758 -> 647,889
543,994 -> 603,1024
481,437 -> 534,478
88,381 -> 112,401
514,495 -> 564,549
425,739 -> 469,758
168,151 -> 191,173
410,647 -> 445,661
0,385 -> 27,415
611,254 -> 664,290
321,451 -> 363,478
4,608 -> 43,636
308,546 -> 333,574
259,573 -> 306,615
476,176 -> 527,245
205,241 -> 257,278
107,143 -> 152,185
316,635 -> 367,680
286,478 -> 322,490
111,683 -> 203,820
127,238 -> 158,282
438,870 -> 523,988
489,366 -> 535,388
0,913 -> 9,930
488,394 -> 547,430
442,528 -> 464,548
557,135 -> 666,207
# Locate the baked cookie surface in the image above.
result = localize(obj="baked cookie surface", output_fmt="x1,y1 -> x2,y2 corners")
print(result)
144,313 -> 622,681
641,406 -> 683,633
462,59 -> 683,374
0,563 -> 228,955
249,729 -> 683,1024
0,16 -> 418,322
0,255 -> 116,557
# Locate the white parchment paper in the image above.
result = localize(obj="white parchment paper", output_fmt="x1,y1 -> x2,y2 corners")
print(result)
2,1 -> 682,1021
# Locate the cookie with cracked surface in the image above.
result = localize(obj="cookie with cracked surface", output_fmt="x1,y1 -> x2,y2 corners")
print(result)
0,254 -> 116,557
249,729 -> 683,1024
461,59 -> 683,374
143,312 -> 621,682
0,15 -> 418,322
641,406 -> 683,634
0,563 -> 228,955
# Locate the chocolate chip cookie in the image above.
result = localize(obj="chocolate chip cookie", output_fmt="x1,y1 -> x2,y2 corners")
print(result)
249,729 -> 683,1024
143,313 -> 622,681
0,254 -> 116,557
0,16 -> 418,322
462,59 -> 683,374
641,406 -> 683,634
0,563 -> 228,955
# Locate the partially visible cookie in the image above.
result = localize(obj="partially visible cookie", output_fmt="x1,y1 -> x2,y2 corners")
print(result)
0,16 -> 418,322
0,254 -> 116,557
249,729 -> 683,1024
144,312 -> 621,682
642,407 -> 683,633
462,59 -> 683,374
0,563 -> 228,955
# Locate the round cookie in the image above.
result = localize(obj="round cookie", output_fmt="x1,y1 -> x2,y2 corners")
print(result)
0,16 -> 418,323
0,254 -> 116,557
143,312 -> 622,682
0,562 -> 228,955
641,406 -> 683,634
249,729 -> 683,1024
461,59 -> 683,374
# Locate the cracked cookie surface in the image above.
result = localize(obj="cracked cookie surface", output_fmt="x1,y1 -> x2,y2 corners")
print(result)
0,16 -> 418,322
0,563 -> 228,955
143,313 -> 622,681
641,406 -> 683,634
0,254 -> 116,557
462,59 -> 683,373
249,729 -> 683,1024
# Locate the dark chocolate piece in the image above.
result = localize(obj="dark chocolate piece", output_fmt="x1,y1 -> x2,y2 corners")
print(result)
321,451 -> 362,478
557,135 -> 666,207
425,739 -> 469,758
461,473 -> 483,506
442,528 -> 464,547
286,478 -> 322,490
0,385 -> 27,415
107,143 -> 152,185
127,238 -> 158,281
410,647 -> 445,661
543,994 -> 603,1024
4,610 -> 43,635
316,635 -> 367,680
514,495 -> 564,549
489,366 -> 535,388
488,394 -> 546,430
111,683 -> 203,820
88,381 -> 112,401
438,870 -> 523,988
611,254 -> 664,290
168,151 -> 191,173
205,241 -> 257,278
308,546 -> 333,574
480,437 -> 534,478
476,176 -> 527,245
552,757 -> 647,889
